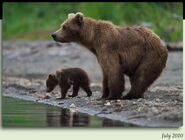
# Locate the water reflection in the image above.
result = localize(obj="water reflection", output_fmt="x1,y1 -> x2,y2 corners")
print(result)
46,107 -> 133,127
3,97 -> 135,127
46,108 -> 90,127
102,118 -> 133,127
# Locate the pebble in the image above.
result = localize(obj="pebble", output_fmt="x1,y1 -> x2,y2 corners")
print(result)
114,108 -> 122,112
151,107 -> 159,114
115,102 -> 124,107
155,98 -> 160,102
70,103 -> 76,108
69,108 -> 76,113
43,95 -> 50,99
137,107 -> 143,112
137,98 -> 142,102
132,102 -> 137,105
110,100 -> 116,103
35,99 -> 41,102
104,102 -> 111,106
102,108 -> 108,111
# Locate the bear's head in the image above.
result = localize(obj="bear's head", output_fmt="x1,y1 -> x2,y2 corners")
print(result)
46,74 -> 58,92
51,12 -> 84,43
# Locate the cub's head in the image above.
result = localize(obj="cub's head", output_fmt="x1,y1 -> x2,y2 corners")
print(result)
46,74 -> 58,92
51,12 -> 84,43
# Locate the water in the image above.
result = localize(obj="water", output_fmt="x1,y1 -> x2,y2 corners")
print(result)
2,97 -> 134,127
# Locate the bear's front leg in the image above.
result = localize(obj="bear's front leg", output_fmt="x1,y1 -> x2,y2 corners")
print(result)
101,70 -> 110,99
57,86 -> 69,100
107,65 -> 125,100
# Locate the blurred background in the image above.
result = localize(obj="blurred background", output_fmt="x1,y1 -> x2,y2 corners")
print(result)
3,2 -> 183,42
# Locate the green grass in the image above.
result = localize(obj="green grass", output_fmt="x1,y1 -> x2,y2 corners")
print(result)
3,2 -> 183,42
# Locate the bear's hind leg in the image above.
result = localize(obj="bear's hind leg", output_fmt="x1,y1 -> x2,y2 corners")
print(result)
122,75 -> 148,99
122,54 -> 164,100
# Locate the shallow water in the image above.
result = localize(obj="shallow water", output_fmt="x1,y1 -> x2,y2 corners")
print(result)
2,97 -> 134,127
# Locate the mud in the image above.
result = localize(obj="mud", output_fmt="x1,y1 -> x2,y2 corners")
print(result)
2,41 -> 183,127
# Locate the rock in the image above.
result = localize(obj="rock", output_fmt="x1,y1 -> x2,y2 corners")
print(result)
132,102 -> 137,105
43,95 -> 50,99
137,107 -> 143,112
104,102 -> 111,106
115,102 -> 124,108
35,99 -> 41,102
137,98 -> 143,102
151,107 -> 159,114
69,108 -> 76,113
102,107 -> 108,111
114,108 -> 123,112
110,100 -> 116,103
155,98 -> 160,102
35,94 -> 44,99
70,103 -> 76,108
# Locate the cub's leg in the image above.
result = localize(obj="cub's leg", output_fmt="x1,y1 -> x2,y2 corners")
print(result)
81,85 -> 92,97
57,86 -> 69,99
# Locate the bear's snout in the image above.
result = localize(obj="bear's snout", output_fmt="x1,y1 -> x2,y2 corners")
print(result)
51,33 -> 57,40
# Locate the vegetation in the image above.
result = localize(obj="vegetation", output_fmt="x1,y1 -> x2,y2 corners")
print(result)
3,2 -> 183,42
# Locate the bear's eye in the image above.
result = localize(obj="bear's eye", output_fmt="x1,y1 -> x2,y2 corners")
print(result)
63,25 -> 67,30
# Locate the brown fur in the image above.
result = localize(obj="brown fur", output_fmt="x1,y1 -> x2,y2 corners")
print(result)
46,68 -> 92,99
52,12 -> 168,100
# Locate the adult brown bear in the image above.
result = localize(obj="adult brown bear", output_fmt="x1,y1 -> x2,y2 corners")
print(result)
51,12 -> 168,100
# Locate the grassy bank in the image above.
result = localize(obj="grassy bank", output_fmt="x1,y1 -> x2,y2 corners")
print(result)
3,2 -> 183,42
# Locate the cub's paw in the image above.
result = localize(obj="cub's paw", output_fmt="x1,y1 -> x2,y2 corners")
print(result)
68,94 -> 77,98
87,93 -> 92,97
56,97 -> 65,100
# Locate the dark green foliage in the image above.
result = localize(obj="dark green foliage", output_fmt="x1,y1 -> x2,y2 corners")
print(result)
3,2 -> 183,41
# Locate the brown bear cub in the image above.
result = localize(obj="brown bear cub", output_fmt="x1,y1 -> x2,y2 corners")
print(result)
46,68 -> 92,99
51,12 -> 168,100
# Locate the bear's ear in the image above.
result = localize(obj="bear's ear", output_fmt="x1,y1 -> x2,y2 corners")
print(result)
68,13 -> 75,19
74,12 -> 84,26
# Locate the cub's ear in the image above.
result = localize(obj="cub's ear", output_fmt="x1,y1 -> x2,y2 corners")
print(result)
48,74 -> 53,79
74,12 -> 84,26
56,70 -> 61,79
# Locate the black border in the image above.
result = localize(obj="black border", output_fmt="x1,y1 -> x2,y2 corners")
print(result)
0,2 -> 2,19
